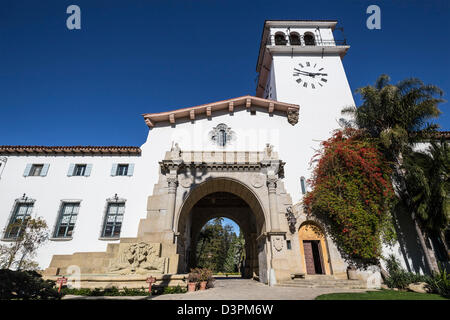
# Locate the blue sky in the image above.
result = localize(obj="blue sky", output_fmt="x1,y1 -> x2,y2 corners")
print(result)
1,0 -> 449,147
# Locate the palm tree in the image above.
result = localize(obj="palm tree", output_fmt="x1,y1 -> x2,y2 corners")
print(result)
342,74 -> 445,273
403,141 -> 450,258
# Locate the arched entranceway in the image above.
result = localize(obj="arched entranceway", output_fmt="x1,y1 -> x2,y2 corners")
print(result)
298,222 -> 331,275
175,178 -> 268,280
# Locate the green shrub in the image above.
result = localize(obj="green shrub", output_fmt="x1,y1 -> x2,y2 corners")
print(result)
0,269 -> 59,300
384,255 -> 430,290
61,286 -> 151,296
61,285 -> 187,296
163,285 -> 186,294
426,266 -> 450,298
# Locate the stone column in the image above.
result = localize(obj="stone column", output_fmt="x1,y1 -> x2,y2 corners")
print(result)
165,171 -> 178,231
267,175 -> 280,231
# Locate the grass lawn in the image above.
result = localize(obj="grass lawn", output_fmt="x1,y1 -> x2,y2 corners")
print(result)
316,289 -> 448,300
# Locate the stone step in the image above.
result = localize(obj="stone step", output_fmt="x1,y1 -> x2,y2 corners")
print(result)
277,279 -> 366,289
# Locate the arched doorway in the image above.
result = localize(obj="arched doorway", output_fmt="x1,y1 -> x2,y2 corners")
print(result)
298,222 -> 331,275
175,178 -> 268,280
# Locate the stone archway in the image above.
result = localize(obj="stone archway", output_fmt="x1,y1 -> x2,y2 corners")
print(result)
298,222 -> 331,275
135,147 -> 300,284
175,178 -> 268,279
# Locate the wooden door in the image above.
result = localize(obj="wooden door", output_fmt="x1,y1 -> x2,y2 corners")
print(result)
303,241 -> 316,275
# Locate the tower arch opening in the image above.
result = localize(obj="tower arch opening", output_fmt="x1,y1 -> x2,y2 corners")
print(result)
274,32 -> 287,45
303,32 -> 316,46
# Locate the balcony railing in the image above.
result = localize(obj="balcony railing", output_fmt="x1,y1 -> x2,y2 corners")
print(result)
266,35 -> 347,47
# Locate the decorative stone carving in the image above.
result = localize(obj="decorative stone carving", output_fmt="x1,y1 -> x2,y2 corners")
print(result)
170,142 -> 181,160
263,143 -> 274,160
167,175 -> 178,193
179,175 -> 193,188
108,242 -> 166,274
251,174 -> 265,188
272,236 -> 284,252
209,123 -> 235,147
287,108 -> 299,126
267,176 -> 278,192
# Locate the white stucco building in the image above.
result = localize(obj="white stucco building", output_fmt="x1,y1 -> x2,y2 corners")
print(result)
0,20 -> 444,287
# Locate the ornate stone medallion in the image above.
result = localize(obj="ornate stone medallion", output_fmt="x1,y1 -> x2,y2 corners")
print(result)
179,175 -> 193,188
251,173 -> 265,188
273,236 -> 284,252
209,123 -> 235,147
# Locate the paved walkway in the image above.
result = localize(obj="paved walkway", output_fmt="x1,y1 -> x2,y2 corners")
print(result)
152,278 -> 368,300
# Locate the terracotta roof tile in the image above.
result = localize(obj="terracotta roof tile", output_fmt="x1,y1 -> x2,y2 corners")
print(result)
0,146 -> 141,155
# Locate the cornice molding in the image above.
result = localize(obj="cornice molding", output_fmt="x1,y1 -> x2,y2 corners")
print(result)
142,95 -> 299,128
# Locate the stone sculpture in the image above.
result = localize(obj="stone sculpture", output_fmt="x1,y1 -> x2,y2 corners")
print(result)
108,242 -> 166,274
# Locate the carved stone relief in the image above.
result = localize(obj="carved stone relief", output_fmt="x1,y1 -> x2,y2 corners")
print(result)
108,242 -> 166,274
287,108 -> 299,126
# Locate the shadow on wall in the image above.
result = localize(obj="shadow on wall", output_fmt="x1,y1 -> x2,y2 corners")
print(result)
393,202 -> 430,274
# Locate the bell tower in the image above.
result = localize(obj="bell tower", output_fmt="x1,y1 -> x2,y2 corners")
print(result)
256,20 -> 356,201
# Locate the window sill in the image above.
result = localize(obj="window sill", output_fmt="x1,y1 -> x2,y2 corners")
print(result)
50,237 -> 73,241
1,238 -> 18,242
98,237 -> 120,241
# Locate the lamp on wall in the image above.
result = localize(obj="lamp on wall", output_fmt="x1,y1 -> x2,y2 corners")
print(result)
285,206 -> 297,234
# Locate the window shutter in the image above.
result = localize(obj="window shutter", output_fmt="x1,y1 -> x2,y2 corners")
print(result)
84,164 -> 92,176
23,164 -> 32,177
127,163 -> 134,176
41,164 -> 50,176
67,164 -> 75,176
111,164 -> 118,176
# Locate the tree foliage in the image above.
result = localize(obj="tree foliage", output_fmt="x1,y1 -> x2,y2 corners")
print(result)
403,141 -> 450,234
342,74 -> 444,159
196,218 -> 244,273
303,128 -> 396,265
0,217 -> 49,271
340,74 -> 446,272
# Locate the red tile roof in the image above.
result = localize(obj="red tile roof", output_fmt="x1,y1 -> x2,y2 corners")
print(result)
142,95 -> 299,127
0,146 -> 141,155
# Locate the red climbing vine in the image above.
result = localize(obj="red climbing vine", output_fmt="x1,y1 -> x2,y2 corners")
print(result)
303,128 -> 395,263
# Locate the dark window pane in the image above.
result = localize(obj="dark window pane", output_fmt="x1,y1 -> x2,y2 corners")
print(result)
74,165 -> 86,176
30,165 -> 43,176
117,165 -> 128,176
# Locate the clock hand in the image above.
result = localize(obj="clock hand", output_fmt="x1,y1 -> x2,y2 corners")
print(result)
293,68 -> 309,75
294,69 -> 316,77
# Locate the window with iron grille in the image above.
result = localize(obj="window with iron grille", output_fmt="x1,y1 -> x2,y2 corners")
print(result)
54,202 -> 79,238
102,202 -> 124,238
74,164 -> 86,176
116,164 -> 128,176
4,202 -> 33,239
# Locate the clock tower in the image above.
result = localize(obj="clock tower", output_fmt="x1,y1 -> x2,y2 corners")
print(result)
256,20 -> 355,200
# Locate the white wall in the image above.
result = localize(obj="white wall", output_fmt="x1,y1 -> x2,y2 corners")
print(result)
0,153 -> 154,269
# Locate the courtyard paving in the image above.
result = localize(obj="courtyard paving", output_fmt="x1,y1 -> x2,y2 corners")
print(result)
152,278 -> 369,300
62,278 -> 371,300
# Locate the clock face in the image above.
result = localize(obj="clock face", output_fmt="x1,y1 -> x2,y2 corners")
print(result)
292,61 -> 328,89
